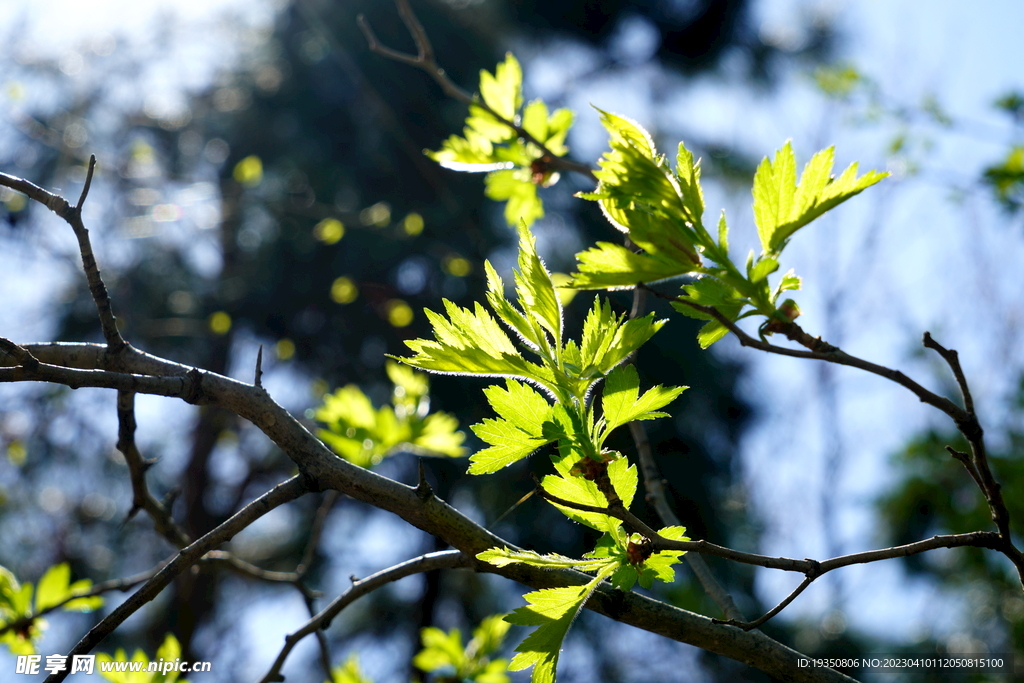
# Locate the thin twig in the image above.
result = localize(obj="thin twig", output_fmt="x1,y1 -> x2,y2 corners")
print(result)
259,550 -> 470,683
117,390 -> 192,547
0,158 -> 126,350
923,332 -> 1024,584
641,285 -> 970,423
538,482 -> 1003,572
714,576 -> 814,631
358,0 -> 597,181
44,476 -> 309,683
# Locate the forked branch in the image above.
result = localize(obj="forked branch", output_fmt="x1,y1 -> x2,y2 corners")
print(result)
358,0 -> 597,181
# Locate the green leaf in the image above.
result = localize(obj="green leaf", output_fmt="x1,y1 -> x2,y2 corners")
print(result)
485,169 -> 544,227
752,142 -> 888,254
477,547 -> 612,572
416,627 -> 466,671
642,526 -> 690,586
542,457 -> 637,533
471,615 -> 512,658
483,380 -> 552,436
716,210 -> 729,256
521,100 -> 551,147
571,241 -> 694,289
33,563 -> 102,613
470,418 -> 553,474
479,53 -> 522,122
776,268 -> 802,294
543,108 -> 574,156
748,256 -> 779,283
385,360 -> 428,402
315,367 -> 466,467
596,314 -> 666,374
484,261 -> 543,349
694,319 -> 731,349
401,300 -> 554,390
600,365 -> 686,437
675,141 -> 705,226
513,223 -> 563,344
504,563 -> 617,683
327,655 -> 374,683
35,563 -> 71,613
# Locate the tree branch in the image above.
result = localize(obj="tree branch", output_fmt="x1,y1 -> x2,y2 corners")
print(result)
259,550 -> 470,683
6,340 -> 854,682
627,287 -> 746,622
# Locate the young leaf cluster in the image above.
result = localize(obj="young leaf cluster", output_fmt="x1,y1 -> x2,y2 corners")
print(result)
426,53 -> 574,227
477,521 -> 689,683
96,633 -> 189,683
400,223 -> 688,682
399,223 -> 681,475
0,563 -> 103,656
570,113 -> 889,347
313,361 -> 466,468
413,614 -> 512,683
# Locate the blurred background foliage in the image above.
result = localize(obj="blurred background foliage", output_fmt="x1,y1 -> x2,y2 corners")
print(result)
0,1 -> 1022,682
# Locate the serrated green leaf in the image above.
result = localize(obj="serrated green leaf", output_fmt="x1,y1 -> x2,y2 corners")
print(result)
505,563 -> 616,683
483,380 -> 552,436
601,365 -> 686,437
642,526 -> 690,585
595,109 -> 655,159
753,142 -> 888,254
597,314 -> 666,374
775,268 -> 802,298
401,300 -> 555,391
484,261 -> 543,349
470,418 -> 553,474
513,223 -> 563,344
675,141 -> 705,226
477,548 -> 611,572
542,457 -> 636,533
485,169 -> 545,227
571,242 -> 692,289
716,210 -> 729,256
672,276 -> 745,323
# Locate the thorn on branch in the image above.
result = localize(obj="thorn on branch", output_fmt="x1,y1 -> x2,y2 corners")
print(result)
416,459 -> 433,500
255,344 -> 264,387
